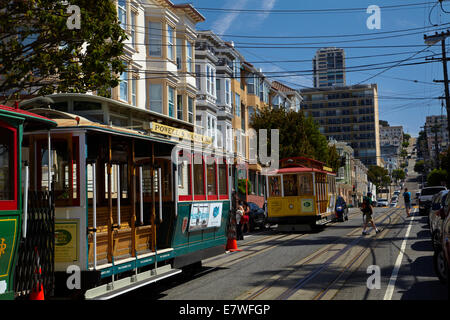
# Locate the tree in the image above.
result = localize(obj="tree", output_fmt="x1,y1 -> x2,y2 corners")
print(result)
400,149 -> 408,158
250,107 -> 340,171
0,0 -> 127,102
403,133 -> 411,143
414,160 -> 426,174
367,165 -> 391,191
427,169 -> 448,187
391,169 -> 406,183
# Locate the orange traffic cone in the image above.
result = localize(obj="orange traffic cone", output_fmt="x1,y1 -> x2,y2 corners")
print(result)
226,238 -> 241,252
29,268 -> 44,300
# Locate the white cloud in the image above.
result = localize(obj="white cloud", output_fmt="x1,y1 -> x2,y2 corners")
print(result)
211,0 -> 250,35
211,0 -> 277,35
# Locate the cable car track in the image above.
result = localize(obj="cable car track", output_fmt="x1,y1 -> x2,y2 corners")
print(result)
239,207 -> 402,300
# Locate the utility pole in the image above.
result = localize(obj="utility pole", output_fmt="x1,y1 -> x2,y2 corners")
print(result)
424,31 -> 450,137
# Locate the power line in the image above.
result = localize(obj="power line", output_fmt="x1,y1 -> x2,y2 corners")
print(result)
194,2 -> 438,14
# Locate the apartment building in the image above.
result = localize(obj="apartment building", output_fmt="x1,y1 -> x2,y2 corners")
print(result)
313,47 -> 346,88
300,84 -> 382,167
270,81 -> 302,112
425,115 -> 449,161
380,125 -> 403,149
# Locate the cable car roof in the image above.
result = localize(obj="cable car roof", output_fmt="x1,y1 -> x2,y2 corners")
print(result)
267,167 -> 336,176
0,104 -> 57,127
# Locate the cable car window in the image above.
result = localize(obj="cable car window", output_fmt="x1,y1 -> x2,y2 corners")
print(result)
0,126 -> 14,201
207,161 -> 216,196
193,155 -> 205,196
178,160 -> 191,196
299,173 -> 313,195
38,136 -> 79,206
283,174 -> 298,197
218,163 -> 228,196
268,176 -> 281,196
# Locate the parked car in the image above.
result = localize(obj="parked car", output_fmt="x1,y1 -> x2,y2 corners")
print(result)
334,196 -> 349,222
247,202 -> 266,231
390,198 -> 398,207
377,198 -> 389,207
414,191 -> 421,205
429,190 -> 449,250
419,186 -> 447,215
433,191 -> 450,284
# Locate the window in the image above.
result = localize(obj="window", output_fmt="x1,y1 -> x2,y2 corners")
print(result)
186,42 -> 193,73
268,176 -> 281,196
177,94 -> 183,120
119,62 -> 128,102
226,125 -> 233,153
207,161 -> 217,197
188,97 -> 194,123
195,64 -> 201,90
37,136 -> 80,207
247,76 -> 255,94
168,86 -> 175,117
299,173 -> 313,195
218,163 -> 228,197
0,124 -> 16,207
225,79 -> 231,106
176,38 -> 183,70
149,21 -> 162,57
193,154 -> 205,198
167,25 -> 174,61
283,175 -> 298,197
131,76 -> 137,106
130,10 -> 136,48
235,93 -> 240,117
178,158 -> 191,199
149,83 -> 162,113
206,65 -> 211,94
118,0 -> 127,30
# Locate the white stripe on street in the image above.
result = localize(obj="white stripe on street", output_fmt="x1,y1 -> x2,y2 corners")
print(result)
383,212 -> 415,300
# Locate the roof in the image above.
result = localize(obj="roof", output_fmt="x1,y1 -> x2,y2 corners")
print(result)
0,104 -> 57,127
267,167 -> 336,176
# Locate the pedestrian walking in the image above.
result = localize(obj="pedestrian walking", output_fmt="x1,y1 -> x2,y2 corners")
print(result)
403,187 -> 412,217
361,192 -> 380,235
236,204 -> 244,240
242,201 -> 251,234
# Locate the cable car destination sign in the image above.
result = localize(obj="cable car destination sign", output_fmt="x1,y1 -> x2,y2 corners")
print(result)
150,122 -> 212,145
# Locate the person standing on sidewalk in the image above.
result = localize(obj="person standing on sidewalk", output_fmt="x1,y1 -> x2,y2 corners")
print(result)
403,188 -> 412,217
361,193 -> 380,235
236,204 -> 244,240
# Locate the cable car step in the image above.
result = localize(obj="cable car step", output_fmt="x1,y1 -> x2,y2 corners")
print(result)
84,265 -> 181,300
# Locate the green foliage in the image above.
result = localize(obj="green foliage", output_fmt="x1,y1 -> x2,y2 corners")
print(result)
414,160 -> 426,174
250,107 -> 340,171
0,0 -> 127,102
402,141 -> 409,148
403,133 -> 411,142
367,165 -> 391,191
391,169 -> 405,182
400,149 -> 408,158
427,169 -> 448,187
237,179 -> 252,195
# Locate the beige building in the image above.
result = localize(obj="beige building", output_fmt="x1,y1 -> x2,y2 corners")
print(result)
301,84 -> 382,167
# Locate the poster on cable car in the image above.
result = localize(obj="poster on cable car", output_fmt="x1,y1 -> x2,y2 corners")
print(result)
188,202 -> 223,232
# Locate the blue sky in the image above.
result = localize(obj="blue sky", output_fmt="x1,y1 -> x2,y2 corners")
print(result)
172,0 -> 450,136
